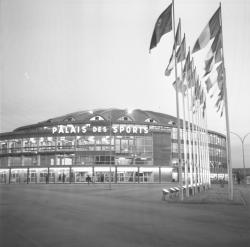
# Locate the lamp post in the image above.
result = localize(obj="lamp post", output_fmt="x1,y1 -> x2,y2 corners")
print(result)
230,131 -> 250,184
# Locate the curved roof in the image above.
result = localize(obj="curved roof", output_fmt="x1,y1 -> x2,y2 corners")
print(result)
0,108 -> 225,139
13,108 -> 178,132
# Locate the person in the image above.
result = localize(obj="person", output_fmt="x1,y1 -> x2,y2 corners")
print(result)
45,174 -> 49,184
86,175 -> 91,185
62,173 -> 65,183
237,172 -> 241,185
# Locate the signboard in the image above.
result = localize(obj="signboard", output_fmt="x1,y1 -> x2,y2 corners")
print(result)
51,124 -> 149,135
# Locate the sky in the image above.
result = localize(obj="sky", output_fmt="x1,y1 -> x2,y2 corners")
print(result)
0,0 -> 250,168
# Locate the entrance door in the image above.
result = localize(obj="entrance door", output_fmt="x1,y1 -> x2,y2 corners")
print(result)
29,170 -> 37,183
75,172 -> 87,183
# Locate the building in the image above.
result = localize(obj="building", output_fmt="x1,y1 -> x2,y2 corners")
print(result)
0,109 -> 226,184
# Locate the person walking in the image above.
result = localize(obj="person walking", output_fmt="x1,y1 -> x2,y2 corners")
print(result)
86,175 -> 91,185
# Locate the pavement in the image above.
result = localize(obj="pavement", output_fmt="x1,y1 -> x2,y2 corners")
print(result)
0,183 -> 250,247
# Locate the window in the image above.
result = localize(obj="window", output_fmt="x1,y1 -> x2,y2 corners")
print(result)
63,116 -> 76,122
89,115 -> 105,121
117,116 -> 133,121
145,118 -> 157,123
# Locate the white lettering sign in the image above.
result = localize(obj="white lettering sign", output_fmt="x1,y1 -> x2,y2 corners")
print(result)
51,125 -> 148,135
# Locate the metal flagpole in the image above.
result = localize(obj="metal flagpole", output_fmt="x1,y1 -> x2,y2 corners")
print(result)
186,84 -> 194,195
195,92 -> 202,188
198,98 -> 205,187
204,101 -> 211,187
179,20 -> 188,197
219,3 -> 233,200
172,0 -> 183,200
190,56 -> 197,194
182,82 -> 189,197
191,87 -> 198,192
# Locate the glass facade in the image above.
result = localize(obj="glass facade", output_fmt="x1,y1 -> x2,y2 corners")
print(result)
0,115 -> 226,184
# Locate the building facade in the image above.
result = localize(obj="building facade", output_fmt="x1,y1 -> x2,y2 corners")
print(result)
0,109 -> 226,184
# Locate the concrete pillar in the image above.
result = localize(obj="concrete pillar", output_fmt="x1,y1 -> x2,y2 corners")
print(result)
137,166 -> 140,183
21,155 -> 24,167
159,167 -> 161,184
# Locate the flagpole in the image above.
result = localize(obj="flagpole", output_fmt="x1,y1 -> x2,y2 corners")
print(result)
191,85 -> 198,193
195,86 -> 202,189
172,0 -> 183,200
179,19 -> 189,197
219,3 -> 233,200
204,99 -> 211,188
186,83 -> 194,195
198,97 -> 205,188
190,57 -> 197,194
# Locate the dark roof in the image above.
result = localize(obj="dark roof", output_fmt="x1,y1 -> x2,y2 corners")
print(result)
13,108 -> 177,132
0,108 -> 226,138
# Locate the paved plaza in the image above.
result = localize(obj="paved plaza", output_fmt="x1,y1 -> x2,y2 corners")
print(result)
0,183 -> 250,247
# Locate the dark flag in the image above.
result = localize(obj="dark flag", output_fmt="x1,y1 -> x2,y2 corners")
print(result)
149,4 -> 172,51
192,7 -> 221,54
175,19 -> 181,47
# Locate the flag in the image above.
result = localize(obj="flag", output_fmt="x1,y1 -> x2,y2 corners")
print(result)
149,4 -> 172,51
183,51 -> 192,82
204,49 -> 222,76
205,77 -> 213,92
192,7 -> 221,54
164,53 -> 174,76
205,62 -> 224,94
172,77 -> 183,92
214,81 -> 224,117
175,19 -> 181,47
216,63 -> 224,82
202,100 -> 206,118
206,28 -> 222,59
199,89 -> 205,104
176,35 -> 186,63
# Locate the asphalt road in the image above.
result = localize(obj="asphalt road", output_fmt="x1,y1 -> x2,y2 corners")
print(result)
0,183 -> 250,247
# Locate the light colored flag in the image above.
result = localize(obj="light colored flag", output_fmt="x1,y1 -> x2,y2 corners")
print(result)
192,7 -> 221,53
205,77 -> 214,92
204,48 -> 222,76
150,4 -> 172,51
165,53 -> 174,76
206,28 -> 222,59
176,34 -> 186,63
172,77 -> 184,93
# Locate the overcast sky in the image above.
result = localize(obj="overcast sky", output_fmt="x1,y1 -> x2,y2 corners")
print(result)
0,0 -> 250,168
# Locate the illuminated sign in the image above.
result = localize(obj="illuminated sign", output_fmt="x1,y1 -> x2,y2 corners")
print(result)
52,124 -> 148,135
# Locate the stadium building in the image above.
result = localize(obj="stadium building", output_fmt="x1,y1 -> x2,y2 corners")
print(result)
0,109 -> 226,184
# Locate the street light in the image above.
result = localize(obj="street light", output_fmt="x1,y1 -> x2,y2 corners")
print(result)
230,131 -> 250,184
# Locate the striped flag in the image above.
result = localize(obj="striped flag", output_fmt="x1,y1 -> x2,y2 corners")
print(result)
192,7 -> 221,54
150,4 -> 172,51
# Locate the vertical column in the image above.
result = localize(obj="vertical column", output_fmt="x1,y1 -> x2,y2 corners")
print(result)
36,137 -> 40,167
27,168 -> 29,184
47,167 -> 50,184
54,136 -> 57,166
159,167 -> 161,184
9,168 -> 11,184
115,166 -> 117,183
137,166 -> 140,183
37,155 -> 40,166
69,167 -> 72,184
7,157 -> 10,167
92,166 -> 95,184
